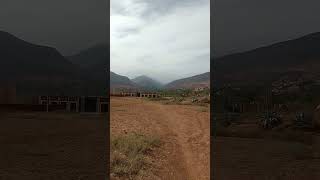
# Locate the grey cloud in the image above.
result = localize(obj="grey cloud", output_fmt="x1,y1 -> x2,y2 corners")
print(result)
116,28 -> 142,39
111,0 -> 210,82
138,0 -> 208,17
112,0 -> 208,18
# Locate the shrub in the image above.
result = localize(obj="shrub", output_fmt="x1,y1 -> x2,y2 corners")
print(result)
111,133 -> 161,179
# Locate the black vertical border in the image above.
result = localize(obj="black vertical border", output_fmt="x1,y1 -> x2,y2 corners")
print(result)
106,0 -> 111,179
210,0 -> 215,179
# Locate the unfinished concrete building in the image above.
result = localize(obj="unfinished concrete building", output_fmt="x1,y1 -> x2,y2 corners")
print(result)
110,91 -> 161,98
39,96 -> 80,112
79,96 -> 108,113
38,96 -> 108,113
121,92 -> 137,97
139,92 -> 160,98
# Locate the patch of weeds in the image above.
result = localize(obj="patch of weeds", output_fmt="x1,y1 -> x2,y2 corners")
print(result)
198,107 -> 209,112
198,103 -> 210,107
111,133 -> 161,179
201,109 -> 208,112
115,109 -> 126,112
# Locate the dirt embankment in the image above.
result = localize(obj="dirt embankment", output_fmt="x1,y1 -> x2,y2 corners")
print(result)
111,97 -> 210,180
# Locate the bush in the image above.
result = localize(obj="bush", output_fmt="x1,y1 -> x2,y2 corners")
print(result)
259,112 -> 282,129
111,133 -> 161,179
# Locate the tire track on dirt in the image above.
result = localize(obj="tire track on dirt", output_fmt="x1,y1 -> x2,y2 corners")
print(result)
151,103 -> 210,180
111,98 -> 210,180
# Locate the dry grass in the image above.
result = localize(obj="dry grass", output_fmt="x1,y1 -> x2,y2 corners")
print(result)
110,133 -> 161,179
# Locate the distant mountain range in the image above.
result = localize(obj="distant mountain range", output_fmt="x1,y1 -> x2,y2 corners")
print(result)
8,29 -> 320,94
76,31 -> 320,92
0,30 -> 212,97
67,43 -> 109,89
70,43 -> 210,91
214,32 -> 320,88
0,31 -> 106,96
68,43 -> 108,71
110,71 -> 210,91
110,72 -> 138,90
165,72 -> 210,89
0,30 -> 76,79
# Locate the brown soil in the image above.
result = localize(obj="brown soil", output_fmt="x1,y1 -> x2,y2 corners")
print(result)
213,112 -> 320,180
213,136 -> 320,180
0,112 -> 108,180
111,97 -> 210,180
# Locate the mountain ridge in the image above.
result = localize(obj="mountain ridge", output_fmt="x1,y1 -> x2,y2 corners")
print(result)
165,72 -> 210,89
214,31 -> 320,87
0,31 -> 106,96
110,72 -> 210,91
131,75 -> 163,90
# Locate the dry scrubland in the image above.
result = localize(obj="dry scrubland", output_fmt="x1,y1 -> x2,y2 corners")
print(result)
0,112 -> 107,180
110,97 -> 210,180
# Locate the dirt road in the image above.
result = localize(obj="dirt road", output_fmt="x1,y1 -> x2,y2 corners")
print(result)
111,97 -> 210,180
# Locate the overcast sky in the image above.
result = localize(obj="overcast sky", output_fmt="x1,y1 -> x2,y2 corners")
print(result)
110,0 -> 210,83
0,0 -> 108,56
213,0 -> 320,57
2,0 -> 317,82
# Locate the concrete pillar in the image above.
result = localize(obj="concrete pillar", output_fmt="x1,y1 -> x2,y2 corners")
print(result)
67,102 -> 71,112
76,98 -> 80,112
97,97 -> 101,113
80,96 -> 85,112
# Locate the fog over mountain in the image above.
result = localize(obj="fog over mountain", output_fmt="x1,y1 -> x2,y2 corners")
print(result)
132,75 -> 163,90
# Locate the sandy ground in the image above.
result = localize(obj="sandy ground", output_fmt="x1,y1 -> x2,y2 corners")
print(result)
0,112 -> 108,180
111,97 -> 210,180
